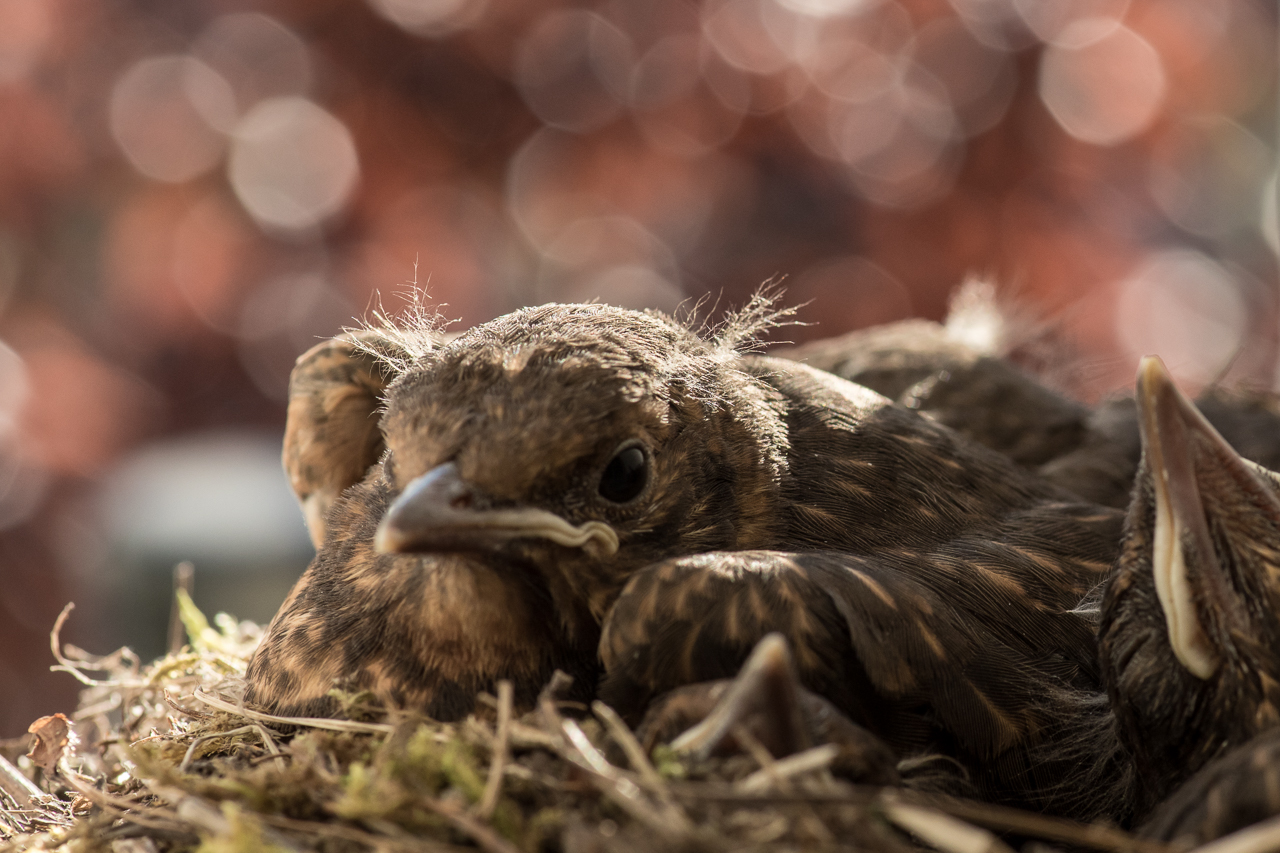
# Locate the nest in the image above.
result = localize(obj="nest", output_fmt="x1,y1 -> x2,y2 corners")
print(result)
0,593 -> 1185,853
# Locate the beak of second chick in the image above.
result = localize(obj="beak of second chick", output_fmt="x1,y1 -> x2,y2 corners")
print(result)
1136,355 -> 1261,680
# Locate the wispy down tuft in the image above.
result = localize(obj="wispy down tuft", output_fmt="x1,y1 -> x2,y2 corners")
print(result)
706,281 -> 800,355
349,285 -> 453,374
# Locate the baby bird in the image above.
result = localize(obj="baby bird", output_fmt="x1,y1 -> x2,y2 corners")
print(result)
246,299 -> 1120,734
249,330 -> 597,717
280,331 -> 404,549
1100,356 -> 1280,818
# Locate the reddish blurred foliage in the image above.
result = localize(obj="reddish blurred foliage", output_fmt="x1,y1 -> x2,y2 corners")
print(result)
0,0 -> 1274,735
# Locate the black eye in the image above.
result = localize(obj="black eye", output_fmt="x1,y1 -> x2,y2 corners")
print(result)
599,445 -> 648,503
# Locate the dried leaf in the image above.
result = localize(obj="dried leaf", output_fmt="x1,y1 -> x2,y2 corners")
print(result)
27,713 -> 74,773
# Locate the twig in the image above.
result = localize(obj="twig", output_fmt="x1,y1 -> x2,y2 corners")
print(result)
73,695 -> 126,721
56,764 -> 185,833
505,721 -> 558,750
730,725 -> 785,791
162,688 -> 212,721
420,798 -> 523,853
736,744 -> 840,794
590,700 -> 667,793
911,791 -> 1170,853
151,784 -> 303,852
48,604 -> 105,687
560,719 -> 614,777
177,724 -> 285,773
1190,813 -> 1280,853
476,680 -> 512,820
668,785 -> 1169,853
261,812 -> 469,852
0,754 -> 47,810
167,562 -> 195,656
539,684 -> 697,842
880,793 -> 1015,853
192,688 -> 394,734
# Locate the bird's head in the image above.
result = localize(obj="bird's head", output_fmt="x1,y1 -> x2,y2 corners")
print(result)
1100,355 -> 1280,803
369,302 -> 790,623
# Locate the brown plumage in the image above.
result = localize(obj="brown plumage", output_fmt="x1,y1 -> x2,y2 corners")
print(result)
783,317 -> 1091,468
246,475 -> 599,718
1100,356 -> 1280,819
246,300 -> 1121,788
1043,387 -> 1280,509
787,311 -> 1280,510
281,331 -> 406,549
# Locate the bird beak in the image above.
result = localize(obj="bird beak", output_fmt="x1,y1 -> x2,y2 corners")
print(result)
374,461 -> 620,558
1135,356 -> 1265,680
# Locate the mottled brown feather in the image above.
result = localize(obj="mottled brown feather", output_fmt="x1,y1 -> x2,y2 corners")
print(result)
283,330 -> 410,547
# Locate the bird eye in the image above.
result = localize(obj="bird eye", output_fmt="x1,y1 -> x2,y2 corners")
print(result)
599,444 -> 648,504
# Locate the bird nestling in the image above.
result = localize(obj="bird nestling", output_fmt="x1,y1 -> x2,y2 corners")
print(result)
246,297 -> 1121,742
1099,355 -> 1280,819
281,330 -> 405,550
249,328 -> 598,717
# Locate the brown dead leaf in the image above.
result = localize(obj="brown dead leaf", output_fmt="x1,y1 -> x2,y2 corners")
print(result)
27,713 -> 73,773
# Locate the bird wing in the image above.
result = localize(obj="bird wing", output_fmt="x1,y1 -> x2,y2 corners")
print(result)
283,330 -> 409,548
598,551 -> 877,728
598,546 -> 1098,758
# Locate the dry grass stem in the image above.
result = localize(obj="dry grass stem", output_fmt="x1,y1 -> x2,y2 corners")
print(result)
48,604 -> 110,688
880,794 -> 1015,853
420,798 -> 523,853
590,700 -> 667,793
0,755 -> 45,811
476,680 -> 512,820
192,687 -> 395,734
1189,814 -> 1280,853
736,744 -> 840,794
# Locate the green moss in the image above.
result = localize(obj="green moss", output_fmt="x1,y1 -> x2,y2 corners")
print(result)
440,739 -> 485,803
522,806 -> 566,853
194,802 -> 293,853
649,745 -> 688,780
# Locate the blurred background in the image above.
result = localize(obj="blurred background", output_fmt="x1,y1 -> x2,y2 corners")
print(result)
0,0 -> 1275,736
